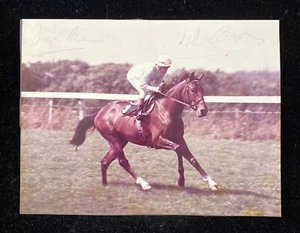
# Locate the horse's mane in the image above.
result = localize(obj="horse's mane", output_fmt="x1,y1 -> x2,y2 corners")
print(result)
154,72 -> 197,101
165,71 -> 192,94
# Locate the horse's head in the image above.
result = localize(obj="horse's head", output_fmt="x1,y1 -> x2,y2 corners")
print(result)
183,72 -> 208,117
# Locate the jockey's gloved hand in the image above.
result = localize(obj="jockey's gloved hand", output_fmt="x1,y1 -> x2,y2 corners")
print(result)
158,82 -> 165,93
153,86 -> 160,92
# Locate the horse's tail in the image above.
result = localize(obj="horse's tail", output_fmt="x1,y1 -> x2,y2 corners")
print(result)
69,113 -> 97,148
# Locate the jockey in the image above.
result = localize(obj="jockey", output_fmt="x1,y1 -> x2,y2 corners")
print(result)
127,54 -> 172,118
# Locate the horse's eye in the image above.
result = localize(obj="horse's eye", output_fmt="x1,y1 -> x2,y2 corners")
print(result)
191,89 -> 195,93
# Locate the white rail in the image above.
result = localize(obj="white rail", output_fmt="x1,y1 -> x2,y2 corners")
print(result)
21,92 -> 281,104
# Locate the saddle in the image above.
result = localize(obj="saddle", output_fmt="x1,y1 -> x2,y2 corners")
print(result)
121,95 -> 156,119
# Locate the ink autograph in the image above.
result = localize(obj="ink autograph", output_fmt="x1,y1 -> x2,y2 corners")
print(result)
172,25 -> 265,58
27,23 -> 103,56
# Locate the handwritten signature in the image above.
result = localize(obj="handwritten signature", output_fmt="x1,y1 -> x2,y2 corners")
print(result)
27,23 -> 104,56
171,25 -> 265,58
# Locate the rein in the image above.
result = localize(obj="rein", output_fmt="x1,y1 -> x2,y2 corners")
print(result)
159,92 -> 190,107
159,91 -> 203,111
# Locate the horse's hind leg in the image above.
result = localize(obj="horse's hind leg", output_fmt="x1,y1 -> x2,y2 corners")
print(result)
110,138 -> 152,190
101,149 -> 117,186
101,139 -> 128,186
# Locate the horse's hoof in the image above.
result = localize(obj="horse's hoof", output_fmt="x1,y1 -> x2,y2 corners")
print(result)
136,177 -> 152,190
210,185 -> 219,191
177,179 -> 185,187
102,184 -> 109,189
142,184 -> 152,191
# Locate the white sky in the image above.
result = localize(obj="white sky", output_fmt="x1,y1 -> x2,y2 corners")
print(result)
21,19 -> 280,73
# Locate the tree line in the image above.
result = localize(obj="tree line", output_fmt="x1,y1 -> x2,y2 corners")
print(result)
21,60 -> 280,111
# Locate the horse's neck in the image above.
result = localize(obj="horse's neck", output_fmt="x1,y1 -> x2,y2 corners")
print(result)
157,85 -> 185,117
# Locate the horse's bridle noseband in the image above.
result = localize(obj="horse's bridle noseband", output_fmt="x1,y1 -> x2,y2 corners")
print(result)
190,98 -> 204,111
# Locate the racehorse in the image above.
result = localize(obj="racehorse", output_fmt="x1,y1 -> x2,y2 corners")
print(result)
70,72 -> 219,191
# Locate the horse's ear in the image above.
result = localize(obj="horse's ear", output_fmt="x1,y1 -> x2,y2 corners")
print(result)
186,72 -> 195,82
198,73 -> 205,82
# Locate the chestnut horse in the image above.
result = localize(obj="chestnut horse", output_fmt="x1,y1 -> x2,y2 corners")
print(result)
70,72 -> 219,191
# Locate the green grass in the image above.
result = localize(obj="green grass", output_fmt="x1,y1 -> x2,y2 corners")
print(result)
20,129 -> 281,216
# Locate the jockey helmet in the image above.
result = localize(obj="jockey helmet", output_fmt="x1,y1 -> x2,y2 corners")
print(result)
156,54 -> 172,67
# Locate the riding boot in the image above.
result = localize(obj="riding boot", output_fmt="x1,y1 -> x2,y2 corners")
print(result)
136,98 -> 144,120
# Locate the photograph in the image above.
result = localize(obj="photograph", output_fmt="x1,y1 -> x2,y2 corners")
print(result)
20,19 -> 280,216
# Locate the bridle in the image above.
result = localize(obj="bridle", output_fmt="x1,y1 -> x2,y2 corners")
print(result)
159,83 -> 204,111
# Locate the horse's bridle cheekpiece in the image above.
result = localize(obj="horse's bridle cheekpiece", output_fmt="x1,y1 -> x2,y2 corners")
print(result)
159,83 -> 204,112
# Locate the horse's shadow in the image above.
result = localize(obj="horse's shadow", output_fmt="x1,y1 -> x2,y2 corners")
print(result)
109,181 -> 278,200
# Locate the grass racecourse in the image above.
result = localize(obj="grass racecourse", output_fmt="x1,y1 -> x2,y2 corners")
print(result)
20,129 -> 281,216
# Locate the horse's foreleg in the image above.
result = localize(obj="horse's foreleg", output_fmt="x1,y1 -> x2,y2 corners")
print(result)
176,153 -> 185,187
178,138 -> 219,190
156,136 -> 185,187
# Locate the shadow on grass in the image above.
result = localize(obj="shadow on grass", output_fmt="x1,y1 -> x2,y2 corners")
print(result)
154,183 -> 278,199
109,181 -> 278,200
